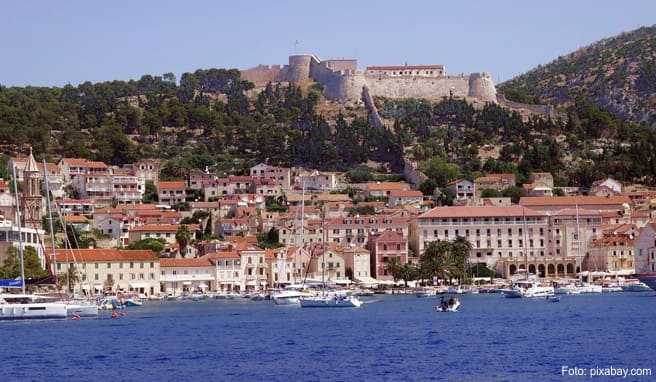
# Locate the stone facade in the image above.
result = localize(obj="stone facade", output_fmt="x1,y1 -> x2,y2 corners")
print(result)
241,54 -> 497,104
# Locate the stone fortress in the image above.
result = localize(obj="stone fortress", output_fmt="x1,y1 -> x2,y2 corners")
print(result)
240,54 -> 497,104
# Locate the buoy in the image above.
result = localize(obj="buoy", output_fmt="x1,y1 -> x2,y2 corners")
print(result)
71,314 -> 81,321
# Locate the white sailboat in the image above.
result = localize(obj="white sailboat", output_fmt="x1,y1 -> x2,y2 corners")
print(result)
0,162 -> 68,320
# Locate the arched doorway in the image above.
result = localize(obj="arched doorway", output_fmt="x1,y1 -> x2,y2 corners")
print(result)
537,264 -> 546,277
566,263 -> 574,274
557,264 -> 565,274
509,264 -> 517,275
528,264 -> 536,275
519,264 -> 526,270
576,266 -> 581,273
547,264 -> 555,275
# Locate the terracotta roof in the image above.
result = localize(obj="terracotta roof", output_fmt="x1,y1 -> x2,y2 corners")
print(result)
52,249 -> 157,263
389,190 -> 423,197
157,181 -> 186,190
419,205 -> 546,219
160,257 -> 212,267
369,229 -> 406,242
204,251 -> 240,259
519,196 -> 631,206
60,199 -> 94,205
191,201 -> 220,209
364,182 -> 408,191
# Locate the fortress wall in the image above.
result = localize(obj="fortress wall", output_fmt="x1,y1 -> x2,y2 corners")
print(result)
363,75 -> 471,101
240,65 -> 287,87
309,60 -> 366,102
322,59 -> 358,72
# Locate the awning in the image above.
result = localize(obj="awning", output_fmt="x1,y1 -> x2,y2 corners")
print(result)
198,283 -> 208,289
182,281 -> 192,286
129,282 -> 149,288
94,285 -> 103,290
82,285 -> 91,290
333,279 -> 352,285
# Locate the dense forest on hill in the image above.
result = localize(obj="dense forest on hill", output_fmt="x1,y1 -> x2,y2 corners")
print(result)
499,25 -> 656,127
2,65 -> 656,188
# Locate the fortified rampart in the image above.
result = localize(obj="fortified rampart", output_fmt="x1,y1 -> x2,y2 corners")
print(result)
241,54 -> 497,104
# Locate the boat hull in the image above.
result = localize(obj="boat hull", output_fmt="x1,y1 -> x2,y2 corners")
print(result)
66,303 -> 99,317
0,303 -> 68,320
299,296 -> 362,308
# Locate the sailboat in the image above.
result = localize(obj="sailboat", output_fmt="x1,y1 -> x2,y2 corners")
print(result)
299,203 -> 362,308
0,161 -> 67,320
41,158 -> 98,317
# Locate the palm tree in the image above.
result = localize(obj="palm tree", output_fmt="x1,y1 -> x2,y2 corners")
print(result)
175,224 -> 192,257
57,265 -> 80,293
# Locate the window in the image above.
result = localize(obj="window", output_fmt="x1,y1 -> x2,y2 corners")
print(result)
107,263 -> 111,269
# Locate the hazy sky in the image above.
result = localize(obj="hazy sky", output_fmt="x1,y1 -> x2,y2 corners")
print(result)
1,1 -> 654,87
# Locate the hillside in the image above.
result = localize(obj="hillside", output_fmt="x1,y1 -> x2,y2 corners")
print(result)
499,25 -> 656,126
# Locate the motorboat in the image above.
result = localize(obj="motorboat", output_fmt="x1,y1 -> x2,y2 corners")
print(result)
435,297 -> 460,312
124,298 -> 143,306
637,273 -> 656,291
504,280 -> 555,298
622,280 -> 652,292
299,294 -> 362,308
0,294 -> 68,320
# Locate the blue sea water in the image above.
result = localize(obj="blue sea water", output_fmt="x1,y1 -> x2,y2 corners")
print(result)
1,293 -> 655,382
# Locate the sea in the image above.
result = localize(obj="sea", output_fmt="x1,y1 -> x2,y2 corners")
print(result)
1,293 -> 654,382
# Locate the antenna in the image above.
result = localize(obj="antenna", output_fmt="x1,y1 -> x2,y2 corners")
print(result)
293,40 -> 300,54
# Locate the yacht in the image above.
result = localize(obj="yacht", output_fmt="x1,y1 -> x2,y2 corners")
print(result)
554,284 -> 580,295
575,284 -> 603,294
0,294 -> 68,320
272,286 -> 315,306
504,280 -> 555,298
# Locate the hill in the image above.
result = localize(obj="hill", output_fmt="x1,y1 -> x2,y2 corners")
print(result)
499,25 -> 656,126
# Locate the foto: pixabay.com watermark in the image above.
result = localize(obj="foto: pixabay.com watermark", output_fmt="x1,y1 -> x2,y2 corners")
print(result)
561,366 -> 652,379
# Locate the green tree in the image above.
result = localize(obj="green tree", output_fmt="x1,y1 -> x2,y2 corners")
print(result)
127,238 -> 166,254
480,188 -> 501,198
175,225 -> 192,257
0,246 -> 49,280
143,180 -> 158,203
57,264 -> 80,293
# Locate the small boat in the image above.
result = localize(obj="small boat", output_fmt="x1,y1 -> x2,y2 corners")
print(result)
124,298 -> 142,307
435,297 -> 460,312
546,296 -> 560,303
248,293 -> 267,301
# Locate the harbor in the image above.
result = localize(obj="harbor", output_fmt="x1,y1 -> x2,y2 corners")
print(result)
1,292 -> 654,381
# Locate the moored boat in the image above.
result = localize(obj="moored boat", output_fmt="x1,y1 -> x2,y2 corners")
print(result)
299,294 -> 362,308
631,275 -> 655,291
0,294 -> 68,320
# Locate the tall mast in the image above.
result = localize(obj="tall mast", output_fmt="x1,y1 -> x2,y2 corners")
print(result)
522,206 -> 528,280
574,204 -> 582,281
11,165 -> 26,294
321,202 -> 326,295
42,159 -> 57,284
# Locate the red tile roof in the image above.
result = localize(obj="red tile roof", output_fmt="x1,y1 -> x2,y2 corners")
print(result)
130,224 -> 198,232
389,190 -> 423,197
519,196 -> 631,206
157,181 -> 186,190
419,205 -> 545,219
52,249 -> 157,262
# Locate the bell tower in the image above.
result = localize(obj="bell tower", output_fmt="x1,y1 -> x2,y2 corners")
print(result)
21,147 -> 43,228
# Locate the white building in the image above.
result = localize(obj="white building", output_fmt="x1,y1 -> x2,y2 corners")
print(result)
160,257 -> 216,295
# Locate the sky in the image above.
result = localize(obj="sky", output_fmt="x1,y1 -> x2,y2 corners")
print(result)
1,1 -> 655,87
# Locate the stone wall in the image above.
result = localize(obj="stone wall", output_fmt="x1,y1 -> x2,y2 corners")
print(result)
241,65 -> 287,87
363,74 -> 471,102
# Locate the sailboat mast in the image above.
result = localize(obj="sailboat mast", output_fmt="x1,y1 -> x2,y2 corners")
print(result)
42,159 -> 57,284
321,203 -> 326,295
575,204 -> 582,281
522,206 -> 528,280
11,165 -> 26,294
